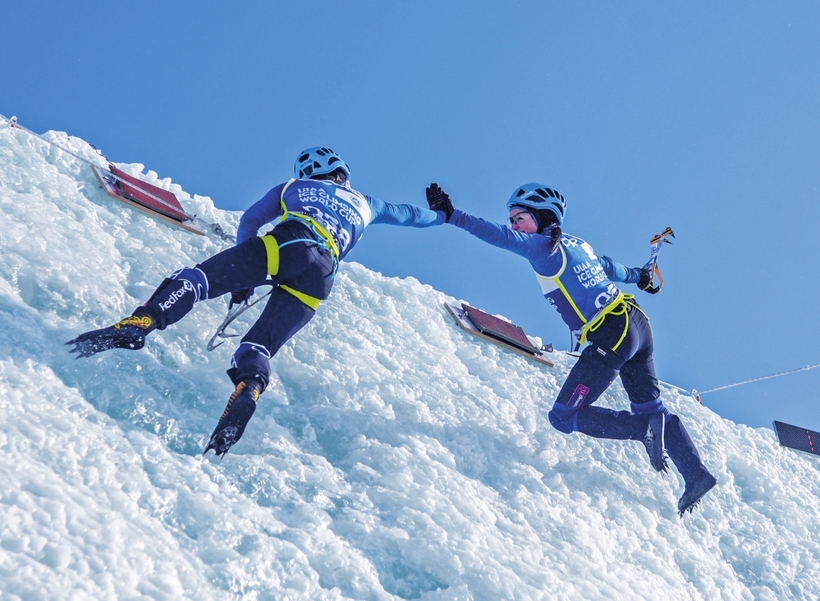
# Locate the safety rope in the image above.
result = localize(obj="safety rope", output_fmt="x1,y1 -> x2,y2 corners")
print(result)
694,363 -> 820,394
7,115 -> 191,218
4,114 -> 235,242
9,116 -> 103,167
563,342 -> 820,406
660,363 -> 820,404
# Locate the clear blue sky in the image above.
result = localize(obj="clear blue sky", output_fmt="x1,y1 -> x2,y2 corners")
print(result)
4,1 -> 820,432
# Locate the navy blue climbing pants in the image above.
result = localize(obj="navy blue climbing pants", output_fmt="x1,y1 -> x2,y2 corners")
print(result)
548,300 -> 708,483
137,220 -> 336,390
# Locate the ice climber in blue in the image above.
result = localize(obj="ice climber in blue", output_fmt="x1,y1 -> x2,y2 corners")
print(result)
67,147 -> 444,456
425,182 -> 717,516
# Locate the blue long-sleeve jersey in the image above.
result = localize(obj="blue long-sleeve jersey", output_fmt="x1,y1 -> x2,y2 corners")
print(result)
448,209 -> 643,339
237,180 -> 444,260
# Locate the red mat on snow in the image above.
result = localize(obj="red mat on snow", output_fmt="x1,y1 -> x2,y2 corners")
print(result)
462,304 -> 539,353
108,165 -> 189,221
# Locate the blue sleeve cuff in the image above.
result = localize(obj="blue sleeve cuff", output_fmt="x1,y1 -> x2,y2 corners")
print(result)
600,255 -> 642,284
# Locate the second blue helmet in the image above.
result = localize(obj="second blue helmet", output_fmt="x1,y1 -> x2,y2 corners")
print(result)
294,147 -> 351,180
506,183 -> 566,226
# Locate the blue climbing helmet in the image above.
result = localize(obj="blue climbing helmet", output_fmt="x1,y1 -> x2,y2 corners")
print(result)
506,183 -> 566,227
294,147 -> 351,181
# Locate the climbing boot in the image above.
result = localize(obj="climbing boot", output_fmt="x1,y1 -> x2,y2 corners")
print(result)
67,313 -> 156,358
203,380 -> 262,457
678,470 -> 717,516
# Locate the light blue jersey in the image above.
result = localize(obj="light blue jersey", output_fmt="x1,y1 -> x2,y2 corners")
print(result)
281,179 -> 372,258
238,179 -> 443,260
448,209 -> 641,340
533,233 -> 623,336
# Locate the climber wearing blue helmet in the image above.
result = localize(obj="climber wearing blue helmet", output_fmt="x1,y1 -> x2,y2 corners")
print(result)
426,182 -> 716,516
506,183 -> 567,225
293,146 -> 351,182
68,147 -> 444,456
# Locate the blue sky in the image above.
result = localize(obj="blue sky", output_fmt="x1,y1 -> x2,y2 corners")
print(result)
4,1 -> 820,432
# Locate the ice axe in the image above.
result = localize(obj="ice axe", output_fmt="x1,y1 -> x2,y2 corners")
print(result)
641,227 -> 675,294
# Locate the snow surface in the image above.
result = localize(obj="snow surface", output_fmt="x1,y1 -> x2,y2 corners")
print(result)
1,116 -> 819,600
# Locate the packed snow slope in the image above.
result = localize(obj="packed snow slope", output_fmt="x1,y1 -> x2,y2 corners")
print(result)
1,118 -> 819,601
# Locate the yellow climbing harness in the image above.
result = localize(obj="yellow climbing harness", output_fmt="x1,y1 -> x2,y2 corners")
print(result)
260,234 -> 281,276
586,294 -> 648,351
254,179 -> 342,311
279,285 -> 322,310
258,233 -> 324,310
276,179 -> 340,261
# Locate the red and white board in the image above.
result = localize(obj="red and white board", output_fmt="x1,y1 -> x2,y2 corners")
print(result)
90,164 -> 205,235
444,302 -> 553,367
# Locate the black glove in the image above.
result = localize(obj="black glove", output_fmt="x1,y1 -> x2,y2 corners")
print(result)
637,268 -> 659,295
230,288 -> 253,307
426,183 -> 454,222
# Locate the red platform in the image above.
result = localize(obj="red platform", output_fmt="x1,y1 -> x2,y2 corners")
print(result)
444,302 -> 553,368
90,164 -> 204,235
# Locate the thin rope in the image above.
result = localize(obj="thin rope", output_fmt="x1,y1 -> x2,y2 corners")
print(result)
8,116 -> 191,217
5,114 -> 234,241
9,116 -> 106,167
657,362 -> 820,405
697,363 -> 820,395
564,343 -> 820,405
